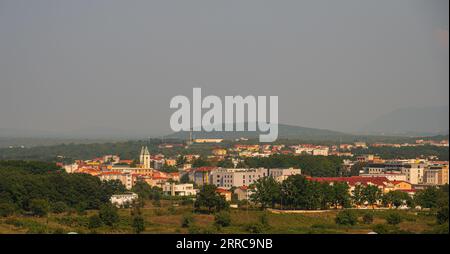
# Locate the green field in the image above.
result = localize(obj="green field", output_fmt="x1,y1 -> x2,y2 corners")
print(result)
0,200 -> 446,234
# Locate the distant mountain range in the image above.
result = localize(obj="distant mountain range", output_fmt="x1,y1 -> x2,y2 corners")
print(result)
2,105 -> 448,143
359,106 -> 449,137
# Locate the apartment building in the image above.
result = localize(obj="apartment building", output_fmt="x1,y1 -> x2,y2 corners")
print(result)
212,168 -> 268,189
424,165 -> 449,185
211,167 -> 301,189
401,163 -> 426,185
99,172 -> 134,190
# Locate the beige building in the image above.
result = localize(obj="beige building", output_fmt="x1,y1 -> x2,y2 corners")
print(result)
401,163 -> 425,185
424,165 -> 449,185
269,167 -> 302,182
234,186 -> 254,201
99,172 -> 133,190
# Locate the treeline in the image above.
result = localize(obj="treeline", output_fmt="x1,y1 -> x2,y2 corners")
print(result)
251,175 -> 449,211
352,145 -> 449,161
0,160 -> 125,217
240,154 -> 343,177
0,140 -> 216,162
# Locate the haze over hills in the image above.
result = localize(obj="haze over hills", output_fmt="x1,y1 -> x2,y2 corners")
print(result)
358,106 -> 449,136
165,123 -> 360,141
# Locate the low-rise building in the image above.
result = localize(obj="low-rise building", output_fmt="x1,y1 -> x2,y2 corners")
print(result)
110,193 -> 138,207
216,188 -> 232,201
162,183 -> 197,196
234,186 -> 254,201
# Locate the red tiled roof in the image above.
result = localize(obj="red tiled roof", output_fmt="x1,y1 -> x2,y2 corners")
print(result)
193,166 -> 217,172
392,180 -> 409,185
216,188 -> 231,194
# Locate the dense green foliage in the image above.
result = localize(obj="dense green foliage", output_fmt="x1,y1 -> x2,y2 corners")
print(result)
250,177 -> 280,209
386,212 -> 403,225
249,175 -> 352,210
0,139 -> 215,162
0,160 -> 126,215
382,191 -> 412,208
132,215 -> 145,234
29,199 -> 50,217
335,210 -> 357,225
362,212 -> 374,224
131,181 -> 162,200
195,184 -> 229,213
352,145 -> 449,161
99,204 -> 119,226
414,186 -> 448,209
214,211 -> 231,227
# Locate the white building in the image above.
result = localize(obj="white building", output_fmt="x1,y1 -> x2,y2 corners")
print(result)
212,167 -> 301,189
162,183 -> 197,196
110,193 -> 138,207
212,168 -> 268,189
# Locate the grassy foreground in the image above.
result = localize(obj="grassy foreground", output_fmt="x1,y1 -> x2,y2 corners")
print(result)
0,200 -> 445,234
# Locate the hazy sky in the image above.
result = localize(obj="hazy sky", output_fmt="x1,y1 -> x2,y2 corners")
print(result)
0,0 -> 448,137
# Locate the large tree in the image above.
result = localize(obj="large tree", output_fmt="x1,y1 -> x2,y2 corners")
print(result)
195,184 -> 228,213
250,177 -> 280,209
362,185 -> 382,208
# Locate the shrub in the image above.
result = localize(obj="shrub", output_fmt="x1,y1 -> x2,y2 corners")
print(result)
260,213 -> 270,227
99,205 -> 119,226
214,211 -> 231,227
0,203 -> 16,217
52,228 -> 65,234
181,199 -> 194,206
244,223 -> 265,234
362,212 -> 374,224
88,215 -> 103,229
436,206 -> 449,225
29,199 -> 50,217
26,224 -> 48,234
372,224 -> 391,234
188,225 -> 201,234
181,214 -> 195,228
51,201 -> 68,214
132,215 -> 145,234
386,212 -> 402,225
335,210 -> 357,226
168,206 -> 176,215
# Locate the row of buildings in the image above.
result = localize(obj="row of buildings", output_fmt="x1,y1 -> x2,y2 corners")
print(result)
359,159 -> 449,186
